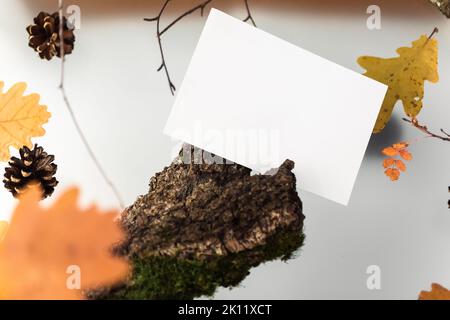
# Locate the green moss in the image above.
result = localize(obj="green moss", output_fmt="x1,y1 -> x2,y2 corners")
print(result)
106,230 -> 305,300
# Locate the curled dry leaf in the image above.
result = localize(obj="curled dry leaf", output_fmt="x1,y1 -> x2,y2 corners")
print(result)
358,34 -> 439,133
0,186 -> 129,300
419,283 -> 450,300
0,82 -> 51,161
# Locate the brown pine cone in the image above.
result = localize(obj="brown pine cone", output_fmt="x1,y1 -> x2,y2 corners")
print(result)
26,11 -> 75,60
3,145 -> 58,199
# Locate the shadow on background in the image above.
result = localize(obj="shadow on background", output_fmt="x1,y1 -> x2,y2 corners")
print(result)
366,115 -> 405,159
22,0 -> 438,18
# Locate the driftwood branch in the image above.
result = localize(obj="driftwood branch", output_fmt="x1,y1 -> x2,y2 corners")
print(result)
145,0 -> 257,95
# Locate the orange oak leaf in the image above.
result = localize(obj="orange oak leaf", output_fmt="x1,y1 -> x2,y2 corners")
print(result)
0,186 -> 129,300
399,149 -> 413,161
395,159 -> 406,172
385,168 -> 400,181
383,158 -> 395,168
382,147 -> 398,157
0,82 -> 51,161
0,221 -> 7,242
419,283 -> 450,300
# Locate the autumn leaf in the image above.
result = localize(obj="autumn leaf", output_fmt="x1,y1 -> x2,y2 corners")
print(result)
0,186 -> 129,300
385,168 -> 400,181
395,160 -> 406,172
383,158 -> 395,168
399,149 -> 413,161
419,283 -> 450,300
358,33 -> 439,133
392,142 -> 409,149
381,141 -> 414,181
382,147 -> 398,157
0,82 -> 51,161
0,221 -> 7,242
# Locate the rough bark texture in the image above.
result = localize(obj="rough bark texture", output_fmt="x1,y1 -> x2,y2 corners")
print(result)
429,0 -> 450,17
93,146 -> 305,300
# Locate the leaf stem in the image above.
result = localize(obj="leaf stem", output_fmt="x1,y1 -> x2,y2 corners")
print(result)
428,27 -> 439,40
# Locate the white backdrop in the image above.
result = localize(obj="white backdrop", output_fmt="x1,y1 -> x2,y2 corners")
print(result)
1,0 -> 449,299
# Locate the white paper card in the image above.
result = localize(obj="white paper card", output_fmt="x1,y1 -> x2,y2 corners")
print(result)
164,9 -> 387,205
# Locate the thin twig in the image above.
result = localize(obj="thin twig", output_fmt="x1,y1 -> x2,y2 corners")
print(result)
58,0 -> 125,209
145,0 -> 257,95
144,0 -> 177,95
159,0 -> 214,36
243,0 -> 257,27
402,117 -> 450,142
427,27 -> 439,41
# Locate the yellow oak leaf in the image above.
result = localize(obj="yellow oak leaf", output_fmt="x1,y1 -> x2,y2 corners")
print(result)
0,186 -> 129,300
358,34 -> 439,133
419,283 -> 450,300
0,82 -> 51,161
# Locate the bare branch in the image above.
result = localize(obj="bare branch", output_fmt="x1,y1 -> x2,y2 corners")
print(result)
159,0 -> 213,36
58,0 -> 125,209
402,117 -> 450,142
243,0 -> 257,27
441,128 -> 450,138
145,0 -> 257,95
144,0 -> 176,95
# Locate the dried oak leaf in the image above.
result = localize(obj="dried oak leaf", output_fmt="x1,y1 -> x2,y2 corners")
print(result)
419,283 -> 450,300
0,221 -> 7,242
0,186 -> 129,300
358,35 -> 438,133
0,82 -> 50,161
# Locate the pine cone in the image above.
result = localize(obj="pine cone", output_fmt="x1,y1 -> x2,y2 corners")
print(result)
26,11 -> 75,60
3,145 -> 58,199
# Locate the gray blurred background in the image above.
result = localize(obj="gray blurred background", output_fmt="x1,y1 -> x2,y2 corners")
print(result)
0,0 -> 449,299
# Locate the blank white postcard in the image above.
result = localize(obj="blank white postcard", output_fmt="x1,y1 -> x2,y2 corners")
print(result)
164,9 -> 387,205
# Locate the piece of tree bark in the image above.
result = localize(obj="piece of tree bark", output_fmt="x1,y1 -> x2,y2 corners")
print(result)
429,0 -> 450,17
91,146 -> 305,300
